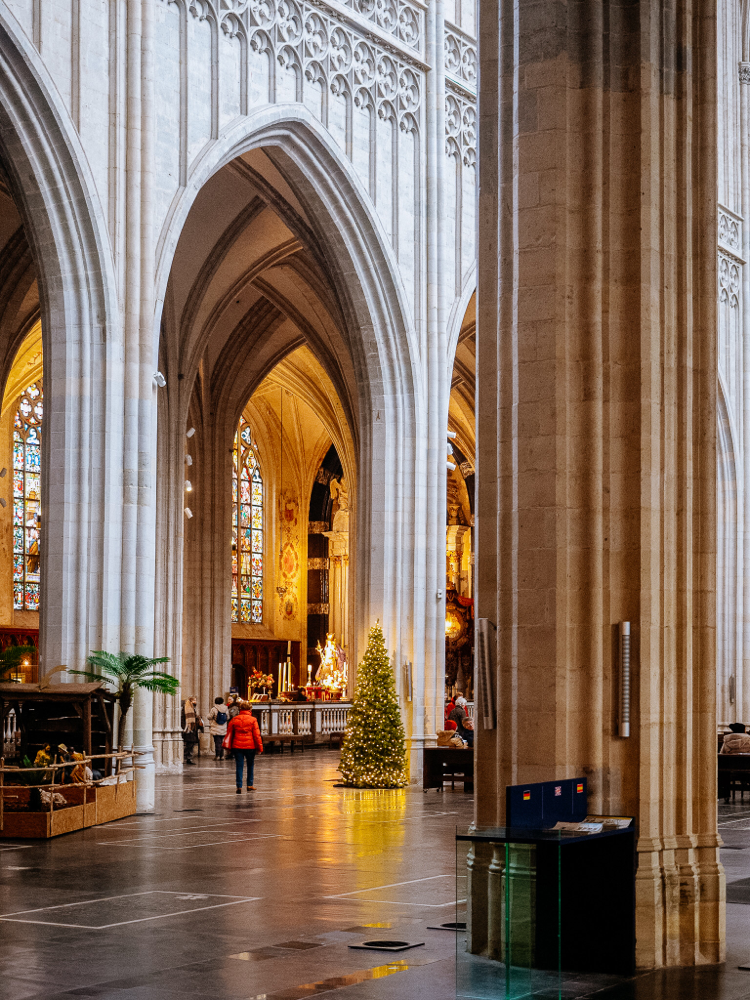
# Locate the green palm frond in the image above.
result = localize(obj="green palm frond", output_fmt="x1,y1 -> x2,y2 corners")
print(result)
83,651 -> 130,679
67,670 -> 111,685
69,649 -> 178,751
133,672 -> 180,694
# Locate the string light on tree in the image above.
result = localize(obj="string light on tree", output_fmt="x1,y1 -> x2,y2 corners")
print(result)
338,621 -> 407,789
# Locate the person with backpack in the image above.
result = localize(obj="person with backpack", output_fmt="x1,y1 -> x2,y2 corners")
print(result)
208,697 -> 229,760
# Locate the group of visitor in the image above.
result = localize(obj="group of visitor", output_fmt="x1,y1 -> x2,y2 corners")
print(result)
182,694 -> 264,792
443,695 -> 474,747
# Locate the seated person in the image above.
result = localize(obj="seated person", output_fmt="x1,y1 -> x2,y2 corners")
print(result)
457,717 -> 474,748
447,696 -> 468,728
721,722 -> 750,754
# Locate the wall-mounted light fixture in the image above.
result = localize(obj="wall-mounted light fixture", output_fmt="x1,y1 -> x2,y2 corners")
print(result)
618,622 -> 631,737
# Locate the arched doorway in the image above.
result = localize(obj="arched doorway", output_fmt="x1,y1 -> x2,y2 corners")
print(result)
152,113 -> 423,767
446,288 -> 475,704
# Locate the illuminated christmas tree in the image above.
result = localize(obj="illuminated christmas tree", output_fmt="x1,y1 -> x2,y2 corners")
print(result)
339,621 -> 408,788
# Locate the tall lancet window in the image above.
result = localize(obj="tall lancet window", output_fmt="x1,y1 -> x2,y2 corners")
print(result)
232,416 -> 263,623
13,380 -> 42,611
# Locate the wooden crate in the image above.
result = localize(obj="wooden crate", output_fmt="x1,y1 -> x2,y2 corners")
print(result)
1,781 -> 136,838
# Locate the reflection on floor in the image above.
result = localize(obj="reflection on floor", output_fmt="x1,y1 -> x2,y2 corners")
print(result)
0,756 -> 750,999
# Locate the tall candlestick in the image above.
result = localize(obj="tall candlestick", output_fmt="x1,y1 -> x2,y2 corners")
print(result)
287,640 -> 291,655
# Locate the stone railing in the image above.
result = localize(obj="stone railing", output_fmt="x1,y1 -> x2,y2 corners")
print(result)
3,707 -> 17,756
250,701 -> 352,743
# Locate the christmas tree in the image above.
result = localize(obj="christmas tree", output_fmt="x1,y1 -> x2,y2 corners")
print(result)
339,621 -> 408,788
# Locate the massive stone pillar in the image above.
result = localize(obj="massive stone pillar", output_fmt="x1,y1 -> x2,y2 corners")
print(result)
475,0 -> 723,968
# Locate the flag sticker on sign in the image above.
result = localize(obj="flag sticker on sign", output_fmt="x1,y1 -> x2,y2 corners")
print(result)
576,783 -> 584,794
555,786 -> 562,796
523,790 -> 531,801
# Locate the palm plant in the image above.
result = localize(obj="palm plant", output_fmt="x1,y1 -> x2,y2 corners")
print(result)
0,644 -> 36,681
69,651 -> 179,750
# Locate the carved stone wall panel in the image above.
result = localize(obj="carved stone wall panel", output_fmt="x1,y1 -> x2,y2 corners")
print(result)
444,23 -> 476,93
335,0 -> 425,57
158,0 -> 424,279
445,85 -> 476,294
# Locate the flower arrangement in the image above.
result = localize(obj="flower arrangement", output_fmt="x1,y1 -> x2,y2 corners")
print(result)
248,669 -> 274,692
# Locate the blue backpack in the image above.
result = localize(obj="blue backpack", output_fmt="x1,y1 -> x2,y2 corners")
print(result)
215,710 -> 227,726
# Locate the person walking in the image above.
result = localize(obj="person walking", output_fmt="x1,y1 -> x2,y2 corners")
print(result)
208,697 -> 229,760
181,696 -> 199,766
225,700 -> 263,792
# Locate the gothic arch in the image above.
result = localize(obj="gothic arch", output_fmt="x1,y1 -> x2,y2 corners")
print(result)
0,9 -> 120,672
446,267 -> 476,373
152,108 -> 424,763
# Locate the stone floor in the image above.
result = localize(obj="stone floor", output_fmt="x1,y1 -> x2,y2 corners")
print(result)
0,752 -> 749,999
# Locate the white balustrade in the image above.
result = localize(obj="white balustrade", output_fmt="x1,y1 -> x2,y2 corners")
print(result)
296,708 -> 312,736
321,705 -> 350,735
2,708 -> 18,755
278,709 -> 294,735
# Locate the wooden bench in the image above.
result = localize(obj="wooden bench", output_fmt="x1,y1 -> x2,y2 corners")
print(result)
423,746 -> 474,793
718,753 -> 750,801
264,734 -> 307,753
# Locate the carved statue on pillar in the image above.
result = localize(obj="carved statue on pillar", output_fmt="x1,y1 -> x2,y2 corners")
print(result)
324,477 -> 350,654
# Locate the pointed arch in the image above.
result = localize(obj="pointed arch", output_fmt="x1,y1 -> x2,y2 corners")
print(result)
154,105 -> 423,682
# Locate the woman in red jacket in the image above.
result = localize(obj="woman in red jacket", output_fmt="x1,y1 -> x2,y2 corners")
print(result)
226,701 -> 264,792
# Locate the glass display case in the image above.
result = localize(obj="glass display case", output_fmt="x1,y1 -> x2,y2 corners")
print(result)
456,825 -> 635,1000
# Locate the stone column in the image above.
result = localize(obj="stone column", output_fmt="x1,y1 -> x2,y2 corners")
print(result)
323,507 -> 350,653
739,58 -> 750,730
476,0 -> 723,968
123,0 -> 158,810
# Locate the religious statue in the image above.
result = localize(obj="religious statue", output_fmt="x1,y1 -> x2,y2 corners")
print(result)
330,476 -> 349,511
315,633 -> 347,692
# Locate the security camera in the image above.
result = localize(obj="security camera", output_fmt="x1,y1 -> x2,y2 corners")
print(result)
184,507 -> 193,519
153,371 -> 167,388
447,430 -> 457,439
447,461 -> 456,471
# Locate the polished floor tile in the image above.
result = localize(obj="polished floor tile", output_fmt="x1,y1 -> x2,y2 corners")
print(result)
0,754 -> 748,1000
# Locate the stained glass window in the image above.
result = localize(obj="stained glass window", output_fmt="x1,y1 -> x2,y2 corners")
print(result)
13,380 -> 42,611
232,416 -> 263,623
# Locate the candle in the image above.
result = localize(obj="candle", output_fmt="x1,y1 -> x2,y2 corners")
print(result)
287,640 -> 291,655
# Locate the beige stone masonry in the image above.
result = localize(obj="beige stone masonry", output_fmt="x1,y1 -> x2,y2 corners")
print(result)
476,0 -> 724,968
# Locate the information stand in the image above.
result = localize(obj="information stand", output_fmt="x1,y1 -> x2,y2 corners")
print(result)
456,779 -> 635,999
